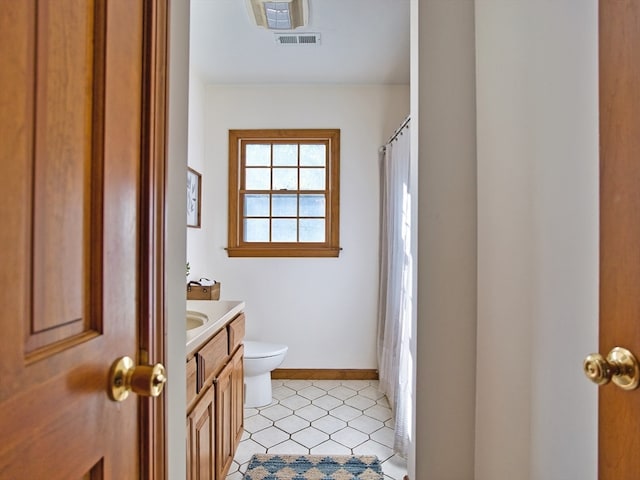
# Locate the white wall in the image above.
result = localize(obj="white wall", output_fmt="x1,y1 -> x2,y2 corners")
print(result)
413,1 -> 478,479
167,0 -> 190,479
187,84 -> 409,368
186,72 -> 209,269
188,72 -> 206,175
475,2 -> 534,476
475,2 -> 598,480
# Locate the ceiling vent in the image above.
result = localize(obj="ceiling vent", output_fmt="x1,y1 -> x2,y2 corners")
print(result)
274,32 -> 321,45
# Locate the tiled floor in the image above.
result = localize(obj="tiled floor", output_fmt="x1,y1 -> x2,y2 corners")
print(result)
226,379 -> 408,480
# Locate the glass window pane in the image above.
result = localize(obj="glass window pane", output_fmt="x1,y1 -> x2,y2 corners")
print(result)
272,194 -> 297,217
300,144 -> 326,166
245,144 -> 271,166
300,168 -> 325,190
299,194 -> 325,217
273,144 -> 298,166
299,219 -> 325,242
245,168 -> 271,190
244,219 -> 269,242
272,219 -> 297,242
272,168 -> 298,190
244,194 -> 270,217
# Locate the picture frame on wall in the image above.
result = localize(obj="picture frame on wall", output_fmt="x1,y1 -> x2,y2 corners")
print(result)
187,167 -> 201,228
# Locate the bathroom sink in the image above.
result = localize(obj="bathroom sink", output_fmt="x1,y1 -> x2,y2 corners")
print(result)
186,310 -> 208,331
186,300 -> 246,352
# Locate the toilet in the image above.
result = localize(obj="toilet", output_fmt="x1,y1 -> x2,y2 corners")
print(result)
243,341 -> 288,408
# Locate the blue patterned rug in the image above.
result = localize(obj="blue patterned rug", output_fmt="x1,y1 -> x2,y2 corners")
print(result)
242,454 -> 383,479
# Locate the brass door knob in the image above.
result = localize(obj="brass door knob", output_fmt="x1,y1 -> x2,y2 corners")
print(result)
583,346 -> 639,391
109,356 -> 167,402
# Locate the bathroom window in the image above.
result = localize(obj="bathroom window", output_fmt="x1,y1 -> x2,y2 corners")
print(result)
227,129 -> 340,257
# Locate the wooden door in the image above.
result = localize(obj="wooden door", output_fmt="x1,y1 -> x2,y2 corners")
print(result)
599,0 -> 640,477
0,1 -> 167,478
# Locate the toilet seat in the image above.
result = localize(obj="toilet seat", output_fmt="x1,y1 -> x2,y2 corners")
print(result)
244,340 -> 288,359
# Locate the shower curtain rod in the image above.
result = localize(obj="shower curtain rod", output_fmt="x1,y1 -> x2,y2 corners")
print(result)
385,115 -> 410,145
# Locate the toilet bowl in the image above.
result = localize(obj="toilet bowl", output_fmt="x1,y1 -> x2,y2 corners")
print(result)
243,340 -> 288,408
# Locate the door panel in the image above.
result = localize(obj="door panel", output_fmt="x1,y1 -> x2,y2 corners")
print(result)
29,0 -> 105,350
599,0 -> 640,477
0,1 -> 154,477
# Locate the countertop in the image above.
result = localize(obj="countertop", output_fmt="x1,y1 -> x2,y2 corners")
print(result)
186,299 -> 245,356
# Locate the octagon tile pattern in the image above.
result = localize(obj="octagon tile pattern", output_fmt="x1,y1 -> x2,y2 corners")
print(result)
225,379 -> 408,480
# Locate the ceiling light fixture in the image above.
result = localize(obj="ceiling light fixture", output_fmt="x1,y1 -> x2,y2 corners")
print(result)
246,0 -> 309,30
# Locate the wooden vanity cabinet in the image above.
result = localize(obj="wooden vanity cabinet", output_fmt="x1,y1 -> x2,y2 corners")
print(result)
228,314 -> 245,452
187,356 -> 197,409
198,329 -> 229,388
228,313 -> 245,352
187,384 -> 216,480
215,359 -> 234,478
215,344 -> 244,478
230,344 -> 244,451
187,312 -> 245,480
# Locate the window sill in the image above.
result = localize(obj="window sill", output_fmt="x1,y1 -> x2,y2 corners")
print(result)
226,246 -> 341,258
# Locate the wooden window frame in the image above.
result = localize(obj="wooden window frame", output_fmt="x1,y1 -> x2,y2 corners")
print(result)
227,129 -> 340,257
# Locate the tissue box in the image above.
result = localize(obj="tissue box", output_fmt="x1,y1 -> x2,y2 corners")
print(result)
186,282 -> 220,300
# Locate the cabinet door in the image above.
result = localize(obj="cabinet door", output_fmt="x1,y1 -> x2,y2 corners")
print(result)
215,361 -> 234,479
188,384 -> 216,480
186,417 -> 192,480
187,356 -> 198,409
231,345 -> 245,451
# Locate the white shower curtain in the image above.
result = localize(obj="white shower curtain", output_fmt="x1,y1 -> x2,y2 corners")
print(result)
377,121 -> 412,458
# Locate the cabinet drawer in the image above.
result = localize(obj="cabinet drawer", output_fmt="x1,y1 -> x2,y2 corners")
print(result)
197,328 -> 229,389
187,356 -> 197,408
228,313 -> 245,353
